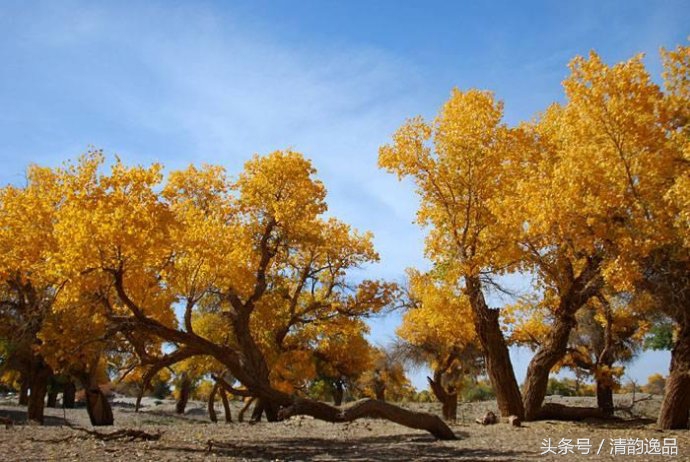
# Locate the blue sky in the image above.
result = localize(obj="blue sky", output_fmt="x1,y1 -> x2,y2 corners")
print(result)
1,0 -> 688,389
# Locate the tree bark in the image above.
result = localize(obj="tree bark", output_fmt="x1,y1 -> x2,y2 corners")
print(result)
176,375 -> 191,415
62,381 -> 76,409
596,378 -> 614,417
280,398 -> 456,440
27,365 -> 51,424
208,383 -> 218,423
219,388 -> 232,423
522,313 -> 576,420
85,388 -> 114,426
658,321 -> 690,429
465,276 -> 524,419
428,375 -> 457,421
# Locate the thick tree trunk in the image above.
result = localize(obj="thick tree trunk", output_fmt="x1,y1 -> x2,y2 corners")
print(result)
596,378 -> 614,417
250,399 -> 264,422
47,390 -> 58,408
85,388 -> 114,426
428,375 -> 457,421
19,379 -> 29,406
280,398 -> 456,440
658,321 -> 690,429
176,375 -> 191,415
219,388 -> 232,423
62,381 -> 76,409
522,313 -> 576,420
208,383 -> 218,423
27,365 -> 51,424
465,276 -> 524,419
333,380 -> 344,406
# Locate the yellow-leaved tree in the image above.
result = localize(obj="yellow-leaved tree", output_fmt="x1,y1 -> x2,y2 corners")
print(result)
45,150 -> 455,438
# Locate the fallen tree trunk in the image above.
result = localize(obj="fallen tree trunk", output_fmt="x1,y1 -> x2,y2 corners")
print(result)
534,403 -> 622,421
279,398 -> 456,440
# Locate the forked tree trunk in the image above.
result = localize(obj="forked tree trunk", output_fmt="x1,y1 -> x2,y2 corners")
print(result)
522,313 -> 576,420
176,375 -> 191,414
333,380 -> 344,406
62,381 -> 76,409
280,398 -> 456,440
27,365 -> 51,424
596,378 -> 614,417
84,387 -> 114,426
208,383 -> 218,423
219,388 -> 232,423
19,379 -> 29,406
465,276 -> 524,419
658,322 -> 690,429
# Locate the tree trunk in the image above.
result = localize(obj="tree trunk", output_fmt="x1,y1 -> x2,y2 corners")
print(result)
219,388 -> 232,423
250,399 -> 264,422
658,321 -> 690,429
19,379 -> 29,406
596,378 -> 614,417
238,397 -> 255,422
280,398 -> 456,440
27,365 -> 51,424
208,383 -> 218,423
47,390 -> 58,408
333,380 -> 344,406
465,276 -> 524,419
428,375 -> 457,421
62,381 -> 76,409
85,388 -> 114,426
176,375 -> 191,415
522,312 -> 576,420
373,379 -> 386,401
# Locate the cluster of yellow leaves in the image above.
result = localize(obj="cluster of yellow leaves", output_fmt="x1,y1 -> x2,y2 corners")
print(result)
398,269 -> 476,359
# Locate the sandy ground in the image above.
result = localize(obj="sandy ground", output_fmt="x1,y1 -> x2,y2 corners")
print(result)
0,394 -> 687,461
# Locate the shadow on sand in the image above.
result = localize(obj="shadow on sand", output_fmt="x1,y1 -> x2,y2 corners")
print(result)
152,432 -> 530,461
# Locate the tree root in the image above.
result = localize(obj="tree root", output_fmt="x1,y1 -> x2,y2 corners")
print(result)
279,398 -> 456,440
61,422 -> 163,442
